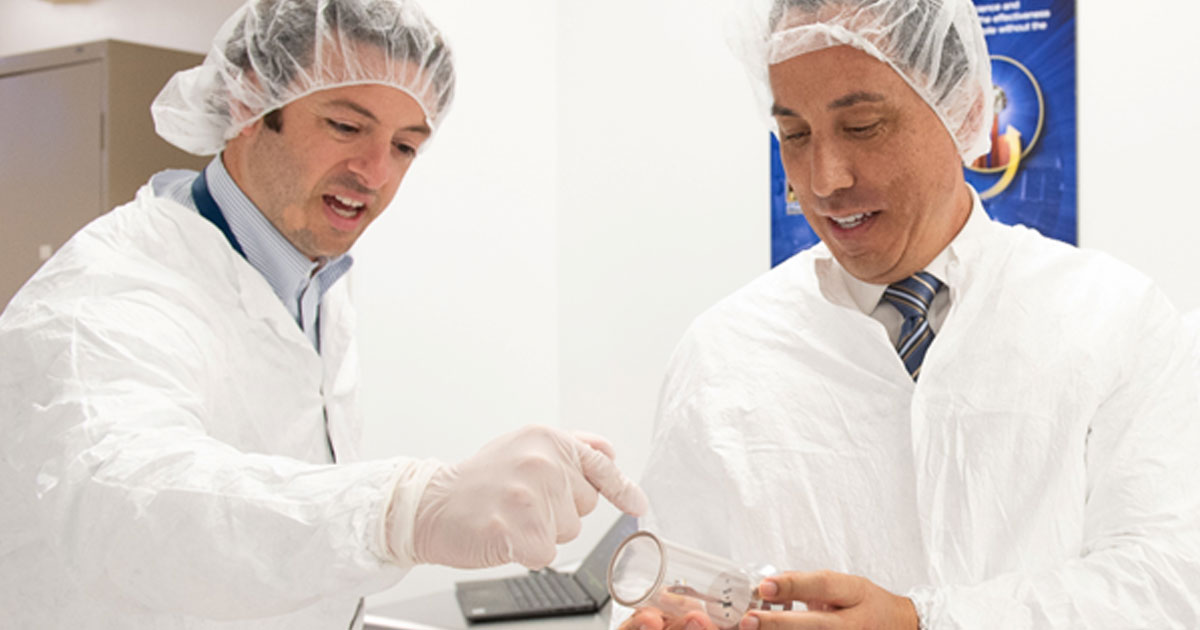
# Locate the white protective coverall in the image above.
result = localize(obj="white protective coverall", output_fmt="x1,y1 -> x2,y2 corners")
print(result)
0,173 -> 437,628
634,196 -> 1200,628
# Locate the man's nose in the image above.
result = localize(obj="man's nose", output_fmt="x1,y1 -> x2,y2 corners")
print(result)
347,140 -> 392,190
809,139 -> 855,198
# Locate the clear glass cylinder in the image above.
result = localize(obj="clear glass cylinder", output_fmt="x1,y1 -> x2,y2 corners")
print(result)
607,531 -> 768,630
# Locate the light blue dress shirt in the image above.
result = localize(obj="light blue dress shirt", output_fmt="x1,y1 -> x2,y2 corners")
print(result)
168,158 -> 353,352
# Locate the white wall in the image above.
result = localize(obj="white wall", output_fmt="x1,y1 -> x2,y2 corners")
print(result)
553,0 -> 767,592
355,0 -> 558,470
1077,3 -> 1200,312
368,0 -> 769,603
353,0 -> 564,601
3,0 -> 1199,612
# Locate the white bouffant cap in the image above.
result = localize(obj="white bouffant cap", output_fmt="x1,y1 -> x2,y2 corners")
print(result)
152,0 -> 456,156
736,0 -> 994,163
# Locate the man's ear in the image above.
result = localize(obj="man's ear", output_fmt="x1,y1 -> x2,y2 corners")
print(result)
227,98 -> 264,138
236,115 -> 264,138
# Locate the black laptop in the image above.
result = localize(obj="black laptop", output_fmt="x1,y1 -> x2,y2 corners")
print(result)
454,513 -> 638,623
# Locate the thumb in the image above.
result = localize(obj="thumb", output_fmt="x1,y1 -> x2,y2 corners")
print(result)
576,441 -> 649,516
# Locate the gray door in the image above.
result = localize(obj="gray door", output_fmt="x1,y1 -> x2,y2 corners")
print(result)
0,60 -> 103,309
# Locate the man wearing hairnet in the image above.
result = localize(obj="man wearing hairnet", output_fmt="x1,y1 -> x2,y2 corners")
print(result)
0,0 -> 646,627
622,1 -> 1200,629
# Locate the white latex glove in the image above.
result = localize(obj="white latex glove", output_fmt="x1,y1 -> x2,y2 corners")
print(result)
403,425 -> 648,569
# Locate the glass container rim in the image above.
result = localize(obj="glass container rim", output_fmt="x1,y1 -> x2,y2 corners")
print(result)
606,529 -> 668,607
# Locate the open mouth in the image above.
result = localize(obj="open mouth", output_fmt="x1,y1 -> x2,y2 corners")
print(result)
829,211 -> 878,230
324,194 -> 365,219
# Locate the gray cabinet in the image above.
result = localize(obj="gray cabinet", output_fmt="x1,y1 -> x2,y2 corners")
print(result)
0,40 -> 208,308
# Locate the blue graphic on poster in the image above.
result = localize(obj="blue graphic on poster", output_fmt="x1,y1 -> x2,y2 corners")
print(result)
770,0 -> 1077,267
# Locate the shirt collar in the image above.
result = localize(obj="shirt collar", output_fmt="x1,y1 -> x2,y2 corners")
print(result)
204,157 -> 353,314
834,186 -> 990,315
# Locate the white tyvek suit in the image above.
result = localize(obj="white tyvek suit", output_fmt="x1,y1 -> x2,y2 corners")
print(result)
0,176 -> 438,628
638,199 -> 1200,627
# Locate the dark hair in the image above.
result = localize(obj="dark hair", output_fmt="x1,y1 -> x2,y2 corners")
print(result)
262,108 -> 283,132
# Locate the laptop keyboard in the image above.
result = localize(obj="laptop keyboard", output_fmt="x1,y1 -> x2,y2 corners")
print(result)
506,570 -> 591,612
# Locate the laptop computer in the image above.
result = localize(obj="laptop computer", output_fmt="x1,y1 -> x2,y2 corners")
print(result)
454,513 -> 638,623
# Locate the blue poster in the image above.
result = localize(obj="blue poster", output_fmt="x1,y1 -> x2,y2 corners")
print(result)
770,0 -> 1077,267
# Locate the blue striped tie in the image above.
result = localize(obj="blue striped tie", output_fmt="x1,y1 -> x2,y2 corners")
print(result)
881,272 -> 943,381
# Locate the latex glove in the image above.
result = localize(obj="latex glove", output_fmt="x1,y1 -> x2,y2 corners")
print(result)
739,571 -> 918,630
406,425 -> 648,569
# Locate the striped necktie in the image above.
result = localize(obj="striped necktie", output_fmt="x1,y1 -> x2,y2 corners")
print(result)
881,272 -> 943,381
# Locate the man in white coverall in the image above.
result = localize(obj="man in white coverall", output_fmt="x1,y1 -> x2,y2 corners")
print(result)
621,1 -> 1200,629
0,1 -> 646,628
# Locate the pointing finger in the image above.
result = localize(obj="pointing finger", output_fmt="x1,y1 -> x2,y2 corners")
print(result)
576,440 -> 649,516
574,431 -> 616,460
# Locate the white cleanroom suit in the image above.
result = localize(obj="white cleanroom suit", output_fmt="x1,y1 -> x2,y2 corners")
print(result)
0,174 -> 438,629
633,196 -> 1200,628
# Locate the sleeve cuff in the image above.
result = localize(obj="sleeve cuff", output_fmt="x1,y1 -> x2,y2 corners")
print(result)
907,585 -> 936,630
376,457 -> 444,568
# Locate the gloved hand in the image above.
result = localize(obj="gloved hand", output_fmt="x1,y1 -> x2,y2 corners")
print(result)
405,425 -> 648,569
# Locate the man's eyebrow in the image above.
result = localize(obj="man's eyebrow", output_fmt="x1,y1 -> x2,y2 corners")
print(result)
828,91 -> 886,109
327,99 -> 379,122
326,98 -> 432,135
771,103 -> 798,117
771,92 -> 886,117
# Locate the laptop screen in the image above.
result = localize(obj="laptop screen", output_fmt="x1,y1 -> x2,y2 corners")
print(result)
573,513 -> 639,603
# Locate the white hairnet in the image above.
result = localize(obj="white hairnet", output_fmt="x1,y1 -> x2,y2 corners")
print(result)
152,0 -> 456,156
737,0 -> 993,163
